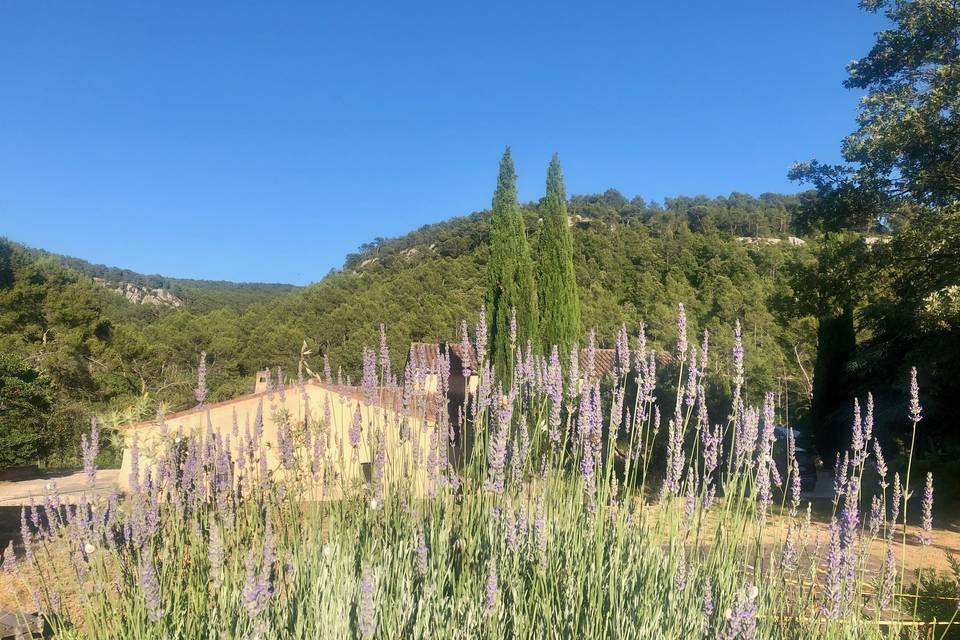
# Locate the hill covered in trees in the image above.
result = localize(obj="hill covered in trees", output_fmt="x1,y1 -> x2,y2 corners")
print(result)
0,190 -> 817,466
13,240 -> 300,312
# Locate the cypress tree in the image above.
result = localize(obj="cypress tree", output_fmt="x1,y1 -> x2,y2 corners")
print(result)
486,147 -> 538,381
536,154 -> 580,358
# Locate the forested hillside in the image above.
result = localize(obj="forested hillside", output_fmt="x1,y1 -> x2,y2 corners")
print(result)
0,192 -> 818,466
16,242 -> 300,312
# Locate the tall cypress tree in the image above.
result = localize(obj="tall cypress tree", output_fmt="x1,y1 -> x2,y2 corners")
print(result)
536,154 -> 580,358
486,147 -> 538,381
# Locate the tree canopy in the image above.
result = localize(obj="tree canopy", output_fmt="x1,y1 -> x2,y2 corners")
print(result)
536,154 -> 581,360
486,148 -> 538,379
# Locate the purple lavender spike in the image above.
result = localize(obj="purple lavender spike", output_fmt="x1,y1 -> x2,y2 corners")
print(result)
323,353 -> 332,385
81,417 -> 99,486
918,472 -> 933,546
909,366 -> 922,423
359,566 -> 378,638
141,553 -> 164,622
195,351 -> 208,407
676,303 -> 688,364
484,557 -> 499,616
415,528 -> 428,577
362,347 -> 378,404
476,306 -> 488,367
379,323 -> 391,382
615,323 -> 629,378
720,586 -> 758,639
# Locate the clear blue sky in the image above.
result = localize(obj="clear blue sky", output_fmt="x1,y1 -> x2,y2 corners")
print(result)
0,2 -> 886,285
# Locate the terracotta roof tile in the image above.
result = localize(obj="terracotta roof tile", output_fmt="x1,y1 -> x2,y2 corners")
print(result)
408,342 -> 476,374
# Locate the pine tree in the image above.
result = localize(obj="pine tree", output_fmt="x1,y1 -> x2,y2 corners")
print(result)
486,147 -> 538,381
536,154 -> 581,358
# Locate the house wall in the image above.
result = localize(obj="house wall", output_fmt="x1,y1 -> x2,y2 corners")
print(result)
117,381 -> 435,499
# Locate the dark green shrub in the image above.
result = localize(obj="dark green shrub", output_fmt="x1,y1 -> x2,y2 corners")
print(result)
0,352 -> 53,469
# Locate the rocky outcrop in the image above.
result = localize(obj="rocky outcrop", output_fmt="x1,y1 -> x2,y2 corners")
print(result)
93,278 -> 185,309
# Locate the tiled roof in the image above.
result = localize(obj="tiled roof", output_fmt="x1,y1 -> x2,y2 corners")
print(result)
408,342 -> 477,374
409,343 -> 673,380
580,348 -> 616,379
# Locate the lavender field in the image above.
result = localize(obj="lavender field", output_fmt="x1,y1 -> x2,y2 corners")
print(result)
1,307 -> 950,639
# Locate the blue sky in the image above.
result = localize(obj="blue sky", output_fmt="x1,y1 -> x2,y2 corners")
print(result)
0,2 -> 886,285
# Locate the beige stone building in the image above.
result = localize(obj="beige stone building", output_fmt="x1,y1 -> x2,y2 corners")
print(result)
118,375 -> 436,498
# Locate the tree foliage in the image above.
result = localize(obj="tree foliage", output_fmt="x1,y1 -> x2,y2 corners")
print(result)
789,0 -> 960,463
0,353 -> 53,469
0,188 -> 815,465
536,154 -> 580,359
486,148 -> 538,379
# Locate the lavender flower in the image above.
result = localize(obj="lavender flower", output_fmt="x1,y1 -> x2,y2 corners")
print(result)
567,345 -> 579,403
676,303 -> 688,364
277,420 -> 295,469
721,586 -> 758,639
890,472 -> 902,533
476,306 -> 488,366
460,320 -> 473,378
509,306 -> 518,348
821,519 -> 844,619
81,417 -> 99,486
140,553 -> 164,622
878,546 -> 896,611
615,323 -> 630,377
209,524 -> 225,589
703,576 -> 714,619
734,407 -> 758,470
486,406 -> 509,495
128,434 -> 141,496
663,418 -> 684,498
195,351 -> 208,406
362,347 -> 378,404
851,397 -> 864,458
242,550 -> 272,618
350,404 -> 363,459
840,477 -> 861,554
685,344 -> 698,407
701,423 -> 722,510
633,322 -> 649,382
781,525 -> 798,572
581,447 -> 596,512
868,494 -> 883,540
359,566 -> 378,638
699,329 -> 709,373
874,439 -> 888,488
534,494 -> 547,555
504,505 -> 518,552
19,508 -> 32,562
372,428 -> 387,498
484,556 -> 499,616
909,366 -> 922,423
414,528 -> 428,577
546,346 -> 563,447
918,472 -> 933,546
674,548 -> 688,591
323,353 -> 332,384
